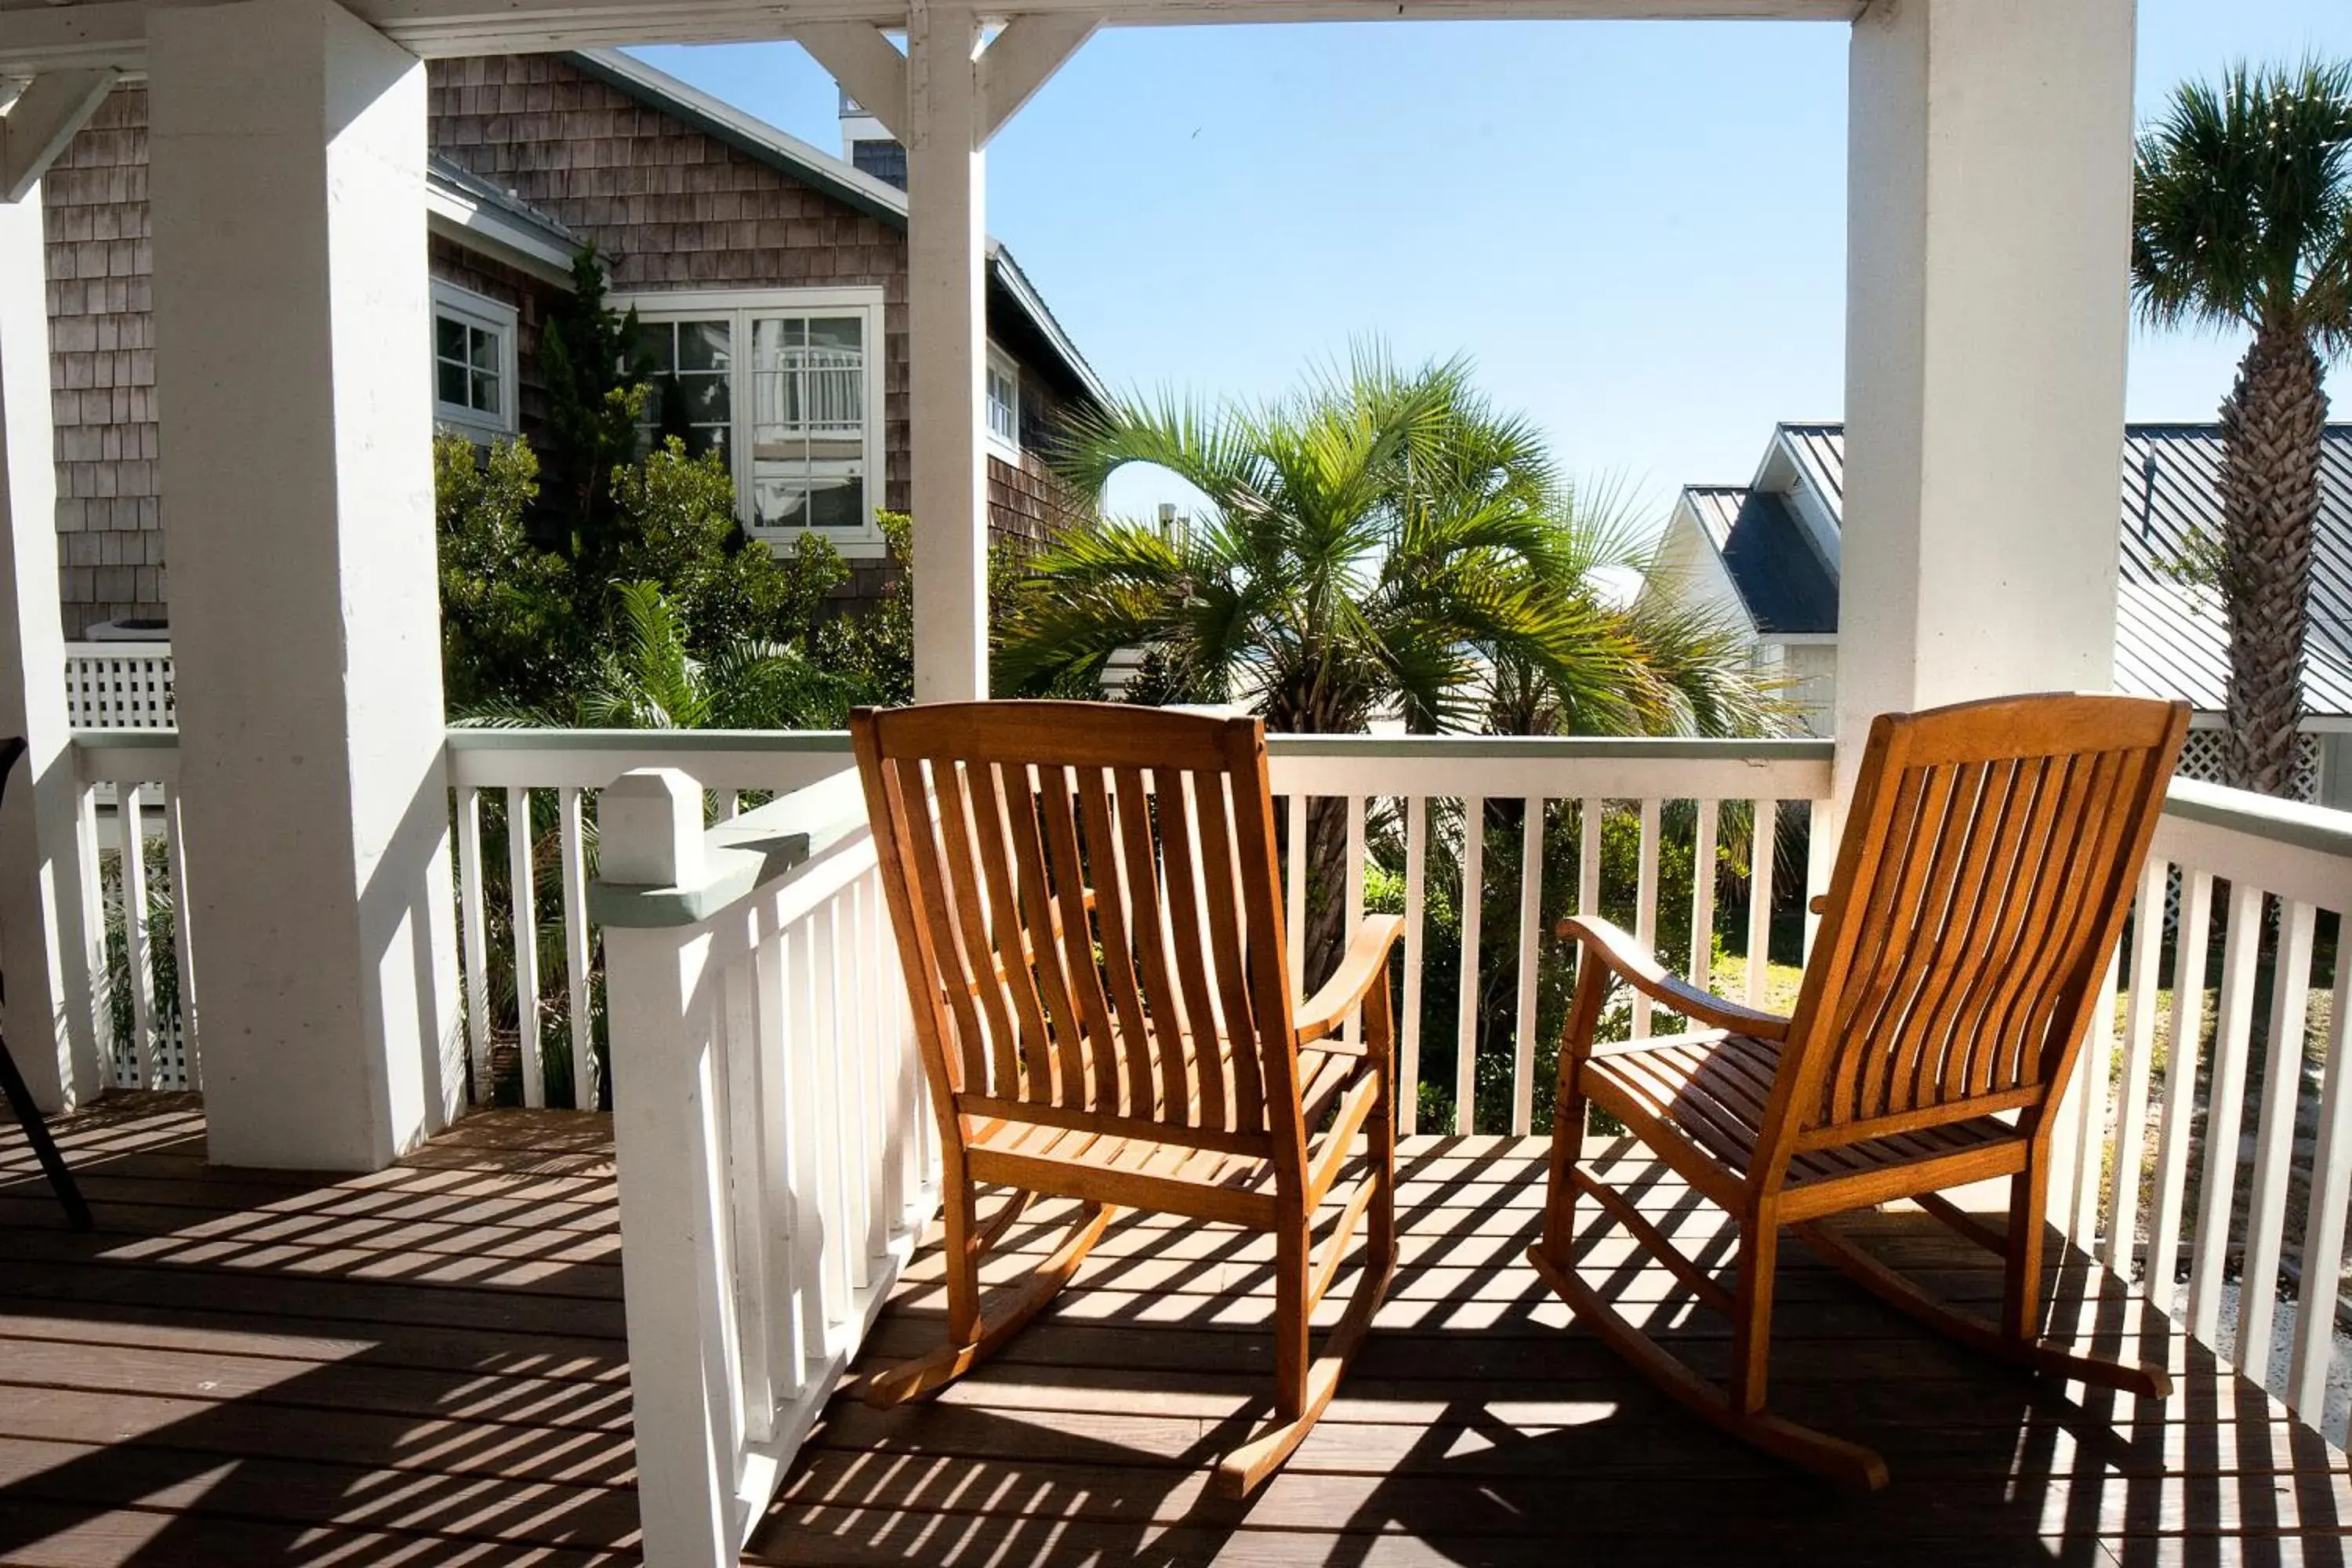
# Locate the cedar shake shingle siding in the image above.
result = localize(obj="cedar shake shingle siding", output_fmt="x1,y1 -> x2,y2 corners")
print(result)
427,54 -> 922,518
38,58 -> 1094,637
43,89 -> 159,638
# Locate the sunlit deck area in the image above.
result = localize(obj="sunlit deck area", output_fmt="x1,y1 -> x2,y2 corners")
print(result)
0,1098 -> 2341,1567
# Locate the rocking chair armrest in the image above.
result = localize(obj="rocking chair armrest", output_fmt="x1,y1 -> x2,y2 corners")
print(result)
1294,914 -> 1407,1048
1556,915 -> 1791,1042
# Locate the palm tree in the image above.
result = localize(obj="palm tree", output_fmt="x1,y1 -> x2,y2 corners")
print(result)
463,580 -> 859,731
1000,348 -> 1779,976
2132,61 -> 2352,797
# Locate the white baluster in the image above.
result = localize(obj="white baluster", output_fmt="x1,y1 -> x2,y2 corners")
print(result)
1745,799 -> 1777,1010
118,781 -> 156,1087
2069,953 -> 2122,1240
2105,858 -> 2167,1277
1632,797 -> 1661,1040
1512,797 -> 1544,1136
2236,898 -> 2316,1386
560,786 -> 599,1111
753,902 -> 807,1400
2147,868 -> 2212,1315
160,782 -> 199,1090
1345,794 -> 1367,1041
456,787 -> 493,1106
1690,799 -> 1719,993
1400,795 -> 1426,1137
1803,798 -> 1834,962
2188,880 -> 2264,1340
720,935 -> 772,1442
1455,794 -> 1484,1135
855,880 -> 889,1269
75,784 -> 107,1085
508,786 -> 545,1109
2292,958 -> 2352,1418
787,919 -> 839,1355
1286,793 -> 1308,986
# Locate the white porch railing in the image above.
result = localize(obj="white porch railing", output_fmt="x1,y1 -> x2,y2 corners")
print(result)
57,721 -> 2352,1547
590,764 -> 927,1567
63,641 -> 174,731
2048,777 -> 2352,1441
71,731 -> 198,1091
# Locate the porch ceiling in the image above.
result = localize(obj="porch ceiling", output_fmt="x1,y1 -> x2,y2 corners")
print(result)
0,0 -> 1863,74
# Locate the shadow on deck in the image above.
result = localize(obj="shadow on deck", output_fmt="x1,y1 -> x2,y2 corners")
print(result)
0,1098 -> 2343,1566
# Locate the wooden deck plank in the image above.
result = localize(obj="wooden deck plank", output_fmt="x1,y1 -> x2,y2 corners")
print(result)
6,1098 -> 2347,1568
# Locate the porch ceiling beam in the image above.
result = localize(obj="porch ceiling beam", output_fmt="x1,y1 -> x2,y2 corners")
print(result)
0,68 -> 114,201
0,0 -> 1860,74
978,12 -> 1094,143
792,19 -> 905,138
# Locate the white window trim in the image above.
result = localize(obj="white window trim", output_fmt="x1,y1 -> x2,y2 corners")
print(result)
619,287 -> 890,557
985,342 -> 1022,463
430,281 -> 519,438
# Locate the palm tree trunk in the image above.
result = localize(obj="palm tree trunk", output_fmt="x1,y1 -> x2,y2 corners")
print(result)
2218,322 -> 2327,798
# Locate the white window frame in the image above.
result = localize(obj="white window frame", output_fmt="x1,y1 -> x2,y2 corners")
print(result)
430,281 -> 519,438
619,287 -> 889,557
985,343 -> 1022,462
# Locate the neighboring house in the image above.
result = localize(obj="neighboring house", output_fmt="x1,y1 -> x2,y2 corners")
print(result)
41,48 -> 1106,639
1654,421 -> 2352,804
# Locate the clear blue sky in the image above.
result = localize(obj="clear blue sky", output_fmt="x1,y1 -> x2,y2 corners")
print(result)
634,0 -> 2352,527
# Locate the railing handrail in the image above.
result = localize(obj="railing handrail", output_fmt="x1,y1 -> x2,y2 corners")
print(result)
2159,775 -> 2352,866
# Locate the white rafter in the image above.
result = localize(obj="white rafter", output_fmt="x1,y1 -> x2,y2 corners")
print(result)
792,19 -> 906,137
0,67 -> 114,200
978,10 -> 1094,142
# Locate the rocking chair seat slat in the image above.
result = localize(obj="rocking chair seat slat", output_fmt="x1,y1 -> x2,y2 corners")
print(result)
1585,1032 -> 2026,1188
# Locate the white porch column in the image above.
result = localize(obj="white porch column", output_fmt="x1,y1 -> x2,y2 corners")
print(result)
149,0 -> 460,1170
905,0 -> 989,703
0,186 -> 100,1112
1838,0 -> 2138,793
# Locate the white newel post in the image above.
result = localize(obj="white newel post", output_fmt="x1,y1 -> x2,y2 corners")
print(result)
148,0 -> 461,1169
906,0 -> 989,704
600,768 -> 738,1568
0,181 -> 100,1110
1838,0 -> 2136,791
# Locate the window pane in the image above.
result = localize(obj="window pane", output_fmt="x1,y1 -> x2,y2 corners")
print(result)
641,323 -> 677,375
436,316 -> 468,360
804,474 -> 863,531
472,371 -> 500,415
808,317 -> 861,352
470,326 -> 500,372
684,372 -> 730,423
437,361 -> 470,407
679,320 -> 731,372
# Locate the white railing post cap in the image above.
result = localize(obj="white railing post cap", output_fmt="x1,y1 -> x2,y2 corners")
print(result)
600,768 -> 705,889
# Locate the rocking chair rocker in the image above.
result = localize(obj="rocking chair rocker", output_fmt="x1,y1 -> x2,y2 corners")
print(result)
1530,692 -> 2189,1490
852,701 -> 1401,1497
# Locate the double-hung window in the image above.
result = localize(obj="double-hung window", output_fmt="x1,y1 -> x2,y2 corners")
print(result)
628,289 -> 887,553
985,347 -> 1022,457
431,283 -> 517,437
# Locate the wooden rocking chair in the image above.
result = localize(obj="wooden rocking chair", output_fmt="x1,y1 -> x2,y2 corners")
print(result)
852,701 -> 1402,1497
1530,692 -> 2189,1490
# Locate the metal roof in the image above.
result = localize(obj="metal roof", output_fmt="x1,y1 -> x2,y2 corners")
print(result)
1726,422 -> 2352,718
1682,484 -> 1838,634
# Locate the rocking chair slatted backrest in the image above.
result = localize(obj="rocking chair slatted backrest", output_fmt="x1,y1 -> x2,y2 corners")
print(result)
1765,694 -> 2187,1161
854,702 -> 1301,1153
